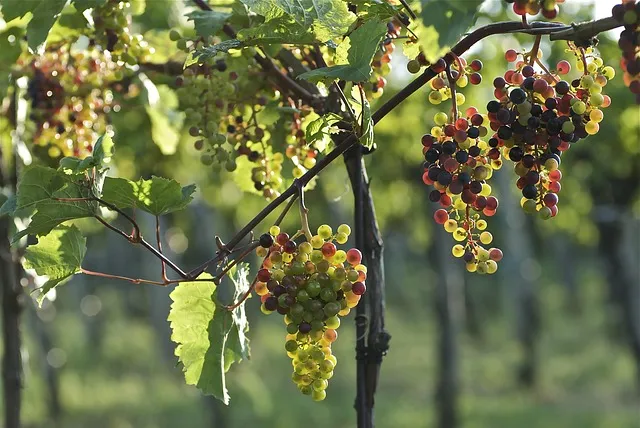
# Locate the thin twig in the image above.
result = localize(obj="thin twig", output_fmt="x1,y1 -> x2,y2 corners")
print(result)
214,241 -> 261,283
445,65 -> 459,122
529,35 -> 542,66
274,192 -> 299,226
297,182 -> 313,241
156,216 -> 167,282
334,82 -> 357,124
81,268 -> 167,286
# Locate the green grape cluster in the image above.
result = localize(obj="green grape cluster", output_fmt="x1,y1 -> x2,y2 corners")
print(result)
172,30 -> 296,199
19,45 -> 123,159
92,0 -> 153,65
254,224 -> 366,400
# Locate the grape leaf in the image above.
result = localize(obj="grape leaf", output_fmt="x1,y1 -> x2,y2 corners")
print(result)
184,39 -> 242,68
350,0 -> 400,20
225,264 -> 251,367
419,0 -> 485,50
168,270 -> 250,404
237,15 -> 316,45
13,181 -> 99,243
0,26 -> 25,101
14,166 -> 68,213
23,225 -> 86,302
101,176 -> 196,216
71,0 -> 107,11
240,0 -> 355,42
186,10 -> 232,38
297,19 -> 387,84
305,112 -> 342,153
93,134 -> 114,165
20,0 -> 68,53
359,94 -> 374,149
0,195 -> 16,218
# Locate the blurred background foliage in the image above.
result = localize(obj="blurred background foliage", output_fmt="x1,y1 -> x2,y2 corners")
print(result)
2,0 -> 639,427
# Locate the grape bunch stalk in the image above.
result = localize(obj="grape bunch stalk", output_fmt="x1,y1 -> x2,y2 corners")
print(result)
254,223 -> 366,400
613,1 -> 640,103
421,55 -> 503,274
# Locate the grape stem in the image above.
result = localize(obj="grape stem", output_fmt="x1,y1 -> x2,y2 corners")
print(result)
445,65 -> 458,122
528,35 -> 542,66
297,181 -> 313,241
333,81 -> 358,124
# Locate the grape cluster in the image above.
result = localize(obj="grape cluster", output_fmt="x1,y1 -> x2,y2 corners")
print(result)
504,0 -> 565,18
426,57 -> 484,106
255,224 -> 366,400
421,58 -> 503,274
173,30 -> 303,199
613,1 -> 640,103
489,48 -> 613,218
91,0 -> 153,65
20,45 -> 121,159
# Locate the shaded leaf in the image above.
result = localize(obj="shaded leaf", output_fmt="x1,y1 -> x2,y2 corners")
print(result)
13,181 -> 98,243
298,19 -> 387,83
101,176 -> 196,216
185,39 -> 242,68
305,112 -> 342,153
240,0 -> 355,42
0,195 -> 16,218
14,166 -> 68,213
71,0 -> 106,11
237,14 -> 315,45
23,225 -> 86,301
93,134 -> 114,165
419,0 -> 484,50
26,0 -> 68,53
187,10 -> 232,38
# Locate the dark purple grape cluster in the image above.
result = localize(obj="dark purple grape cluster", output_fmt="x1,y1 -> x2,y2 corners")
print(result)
613,1 -> 640,103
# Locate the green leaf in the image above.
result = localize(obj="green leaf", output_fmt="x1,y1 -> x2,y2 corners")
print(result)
23,225 -> 86,301
14,166 -> 68,213
26,0 -> 68,53
185,39 -> 242,68
305,112 -> 342,153
240,0 -> 355,42
359,94 -> 374,149
350,0 -> 400,20
0,26 -> 25,100
144,85 -> 183,155
0,195 -> 17,218
93,134 -> 114,165
419,0 -> 484,50
13,181 -> 98,243
0,0 -> 34,21
297,19 -> 387,83
71,0 -> 106,11
186,10 -> 232,38
237,15 -> 315,45
101,176 -> 196,216
168,272 -> 249,404
129,0 -> 145,15
225,264 -> 251,367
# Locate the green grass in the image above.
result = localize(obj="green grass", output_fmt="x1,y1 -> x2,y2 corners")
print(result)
12,277 -> 640,428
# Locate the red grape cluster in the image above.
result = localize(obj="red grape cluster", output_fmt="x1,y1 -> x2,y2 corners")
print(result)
421,58 -> 503,274
505,0 -> 565,18
488,47 -> 613,218
613,1 -> 640,103
19,45 -> 121,159
255,224 -> 366,400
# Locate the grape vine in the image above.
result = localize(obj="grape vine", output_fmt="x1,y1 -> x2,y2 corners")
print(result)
0,0 -> 634,424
